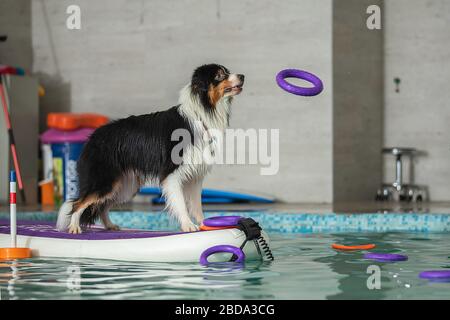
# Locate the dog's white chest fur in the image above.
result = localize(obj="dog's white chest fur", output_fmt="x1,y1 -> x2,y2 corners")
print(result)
177,85 -> 230,181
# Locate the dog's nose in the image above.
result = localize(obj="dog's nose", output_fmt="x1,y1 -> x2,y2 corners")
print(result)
237,74 -> 245,82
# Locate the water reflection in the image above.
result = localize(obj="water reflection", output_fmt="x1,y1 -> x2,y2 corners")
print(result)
314,233 -> 413,299
1,232 -> 449,299
0,257 -> 276,299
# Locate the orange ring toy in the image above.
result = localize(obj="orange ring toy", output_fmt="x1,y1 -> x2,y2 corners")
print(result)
331,243 -> 376,251
0,247 -> 31,260
199,225 -> 237,231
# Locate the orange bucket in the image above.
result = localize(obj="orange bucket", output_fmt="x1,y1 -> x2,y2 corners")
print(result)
39,179 -> 54,205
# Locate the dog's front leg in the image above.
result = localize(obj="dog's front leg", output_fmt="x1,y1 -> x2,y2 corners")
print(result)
67,197 -> 97,234
162,173 -> 198,232
183,178 -> 204,225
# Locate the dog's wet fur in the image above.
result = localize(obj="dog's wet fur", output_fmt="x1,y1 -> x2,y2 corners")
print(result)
56,64 -> 244,233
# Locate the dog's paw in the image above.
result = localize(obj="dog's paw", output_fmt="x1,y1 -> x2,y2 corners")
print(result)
181,222 -> 199,232
106,224 -> 120,231
68,224 -> 82,234
194,215 -> 204,225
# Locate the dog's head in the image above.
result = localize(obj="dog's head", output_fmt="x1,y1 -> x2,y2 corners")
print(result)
191,64 -> 244,109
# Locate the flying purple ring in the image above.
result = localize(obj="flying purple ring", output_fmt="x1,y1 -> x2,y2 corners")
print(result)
276,69 -> 323,96
199,245 -> 245,265
364,253 -> 408,262
419,270 -> 450,280
203,216 -> 243,227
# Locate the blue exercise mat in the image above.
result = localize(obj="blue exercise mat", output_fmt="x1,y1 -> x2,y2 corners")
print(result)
151,197 -> 236,204
139,187 -> 274,204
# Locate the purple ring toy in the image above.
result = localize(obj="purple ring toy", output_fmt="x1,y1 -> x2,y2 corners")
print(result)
203,216 -> 242,227
364,253 -> 408,262
199,245 -> 245,265
276,69 -> 323,96
419,270 -> 450,280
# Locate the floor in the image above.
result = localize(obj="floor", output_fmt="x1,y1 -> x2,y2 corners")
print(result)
2,201 -> 450,214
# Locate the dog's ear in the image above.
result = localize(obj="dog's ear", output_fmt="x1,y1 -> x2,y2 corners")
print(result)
191,76 -> 207,93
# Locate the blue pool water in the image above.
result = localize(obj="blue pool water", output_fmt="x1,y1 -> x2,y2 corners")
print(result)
1,211 -> 450,300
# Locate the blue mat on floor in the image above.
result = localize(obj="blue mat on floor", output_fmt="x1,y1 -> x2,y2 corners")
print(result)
139,187 -> 274,204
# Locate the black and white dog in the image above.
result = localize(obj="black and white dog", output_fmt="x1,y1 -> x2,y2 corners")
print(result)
56,64 -> 244,233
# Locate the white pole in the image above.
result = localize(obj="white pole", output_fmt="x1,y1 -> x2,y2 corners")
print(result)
10,170 -> 17,248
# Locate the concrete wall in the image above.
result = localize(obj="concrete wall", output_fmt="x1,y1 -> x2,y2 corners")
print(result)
384,0 -> 450,200
0,1 -> 36,204
32,0 -> 333,203
0,0 -> 32,69
12,0 -> 447,204
0,76 -> 39,204
332,0 -> 384,202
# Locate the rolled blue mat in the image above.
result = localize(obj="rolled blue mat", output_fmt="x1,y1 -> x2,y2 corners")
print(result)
152,197 -> 235,204
140,187 -> 274,204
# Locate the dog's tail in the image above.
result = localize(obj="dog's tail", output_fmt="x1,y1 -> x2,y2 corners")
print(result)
56,200 -> 74,231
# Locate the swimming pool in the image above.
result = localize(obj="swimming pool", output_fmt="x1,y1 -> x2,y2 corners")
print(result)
1,211 -> 450,300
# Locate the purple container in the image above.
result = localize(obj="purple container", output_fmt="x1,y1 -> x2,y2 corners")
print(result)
40,128 -> 94,144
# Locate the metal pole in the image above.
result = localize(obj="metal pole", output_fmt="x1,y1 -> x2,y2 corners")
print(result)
10,170 -> 17,248
0,76 -> 27,203
395,155 -> 402,190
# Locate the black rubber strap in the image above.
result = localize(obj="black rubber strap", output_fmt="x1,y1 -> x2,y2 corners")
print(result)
229,218 -> 262,262
237,218 -> 262,241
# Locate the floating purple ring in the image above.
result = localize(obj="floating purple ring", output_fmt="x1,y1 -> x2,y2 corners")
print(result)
364,253 -> 408,262
203,216 -> 243,227
419,270 -> 450,280
199,245 -> 245,265
276,69 -> 323,96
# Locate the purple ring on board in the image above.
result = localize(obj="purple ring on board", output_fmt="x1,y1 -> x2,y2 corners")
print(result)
363,253 -> 408,262
276,69 -> 323,96
419,270 -> 450,280
199,245 -> 245,265
203,216 -> 243,227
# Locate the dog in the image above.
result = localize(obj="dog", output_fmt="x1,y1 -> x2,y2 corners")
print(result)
56,64 -> 244,233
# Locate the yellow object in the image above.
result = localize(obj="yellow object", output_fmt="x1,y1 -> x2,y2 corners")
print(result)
53,158 -> 64,206
38,85 -> 45,97
0,247 -> 32,260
